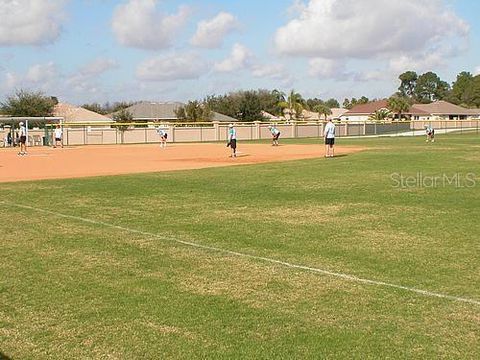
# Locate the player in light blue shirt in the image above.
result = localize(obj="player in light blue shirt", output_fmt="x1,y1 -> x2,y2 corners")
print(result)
268,125 -> 281,146
227,124 -> 237,157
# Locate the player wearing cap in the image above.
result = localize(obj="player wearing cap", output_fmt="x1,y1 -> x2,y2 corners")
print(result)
18,121 -> 27,156
268,125 -> 281,146
226,124 -> 237,157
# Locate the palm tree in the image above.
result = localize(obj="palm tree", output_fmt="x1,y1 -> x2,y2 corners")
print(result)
278,90 -> 304,120
387,96 -> 411,121
314,104 -> 332,121
369,108 -> 392,121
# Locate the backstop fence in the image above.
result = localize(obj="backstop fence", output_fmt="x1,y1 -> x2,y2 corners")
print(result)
2,119 -> 480,147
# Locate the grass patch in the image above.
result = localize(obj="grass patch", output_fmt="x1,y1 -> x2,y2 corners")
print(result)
1,133 -> 479,358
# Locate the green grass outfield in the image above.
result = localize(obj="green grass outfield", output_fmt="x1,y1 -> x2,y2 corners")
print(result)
1,134 -> 479,358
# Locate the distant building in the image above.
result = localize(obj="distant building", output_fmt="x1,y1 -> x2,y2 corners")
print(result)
410,101 -> 480,120
341,100 -> 480,121
341,100 -> 390,122
117,101 -> 238,122
303,108 -> 348,121
54,103 -> 112,124
261,111 -> 284,121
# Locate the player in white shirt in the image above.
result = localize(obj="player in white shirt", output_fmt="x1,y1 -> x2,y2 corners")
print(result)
157,127 -> 168,148
425,125 -> 435,143
18,121 -> 27,156
324,119 -> 336,158
53,125 -> 63,148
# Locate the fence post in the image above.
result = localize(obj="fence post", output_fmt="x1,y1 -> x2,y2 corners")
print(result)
292,121 -> 297,139
213,121 -> 220,141
168,123 -> 175,143
253,121 -> 261,140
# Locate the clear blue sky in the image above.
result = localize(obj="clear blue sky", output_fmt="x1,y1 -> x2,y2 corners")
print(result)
0,0 -> 478,105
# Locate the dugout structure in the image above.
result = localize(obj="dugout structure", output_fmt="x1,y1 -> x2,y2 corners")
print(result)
0,117 -> 63,148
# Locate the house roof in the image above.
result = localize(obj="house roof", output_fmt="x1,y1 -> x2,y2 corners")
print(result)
412,101 -> 480,116
211,111 -> 238,122
54,103 -> 112,123
121,101 -> 237,122
261,111 -> 282,120
344,100 -> 389,115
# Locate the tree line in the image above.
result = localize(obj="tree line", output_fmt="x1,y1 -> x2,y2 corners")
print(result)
1,70 -> 479,122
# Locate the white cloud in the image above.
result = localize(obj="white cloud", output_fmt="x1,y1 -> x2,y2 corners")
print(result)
352,70 -> 388,82
3,72 -> 18,90
0,0 -> 66,46
25,62 -> 58,83
251,64 -> 285,79
308,58 -> 347,79
136,52 -> 208,81
275,0 -> 469,59
66,58 -> 117,94
112,0 -> 190,50
79,58 -> 118,76
191,12 -> 239,49
473,66 -> 480,76
389,53 -> 446,74
214,43 -> 253,72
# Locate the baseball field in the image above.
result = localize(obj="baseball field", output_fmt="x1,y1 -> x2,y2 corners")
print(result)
1,134 -> 479,358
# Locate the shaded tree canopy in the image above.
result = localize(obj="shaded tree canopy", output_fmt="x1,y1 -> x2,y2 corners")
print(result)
398,71 -> 418,98
343,96 -> 369,110
387,95 -> 411,120
82,101 -> 136,115
413,71 -> 450,104
313,104 -> 332,121
174,100 -> 213,122
0,89 -> 56,117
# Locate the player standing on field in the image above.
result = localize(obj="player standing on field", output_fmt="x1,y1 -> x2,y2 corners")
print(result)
18,121 -> 27,156
53,125 -> 63,148
425,125 -> 435,143
268,125 -> 281,146
227,124 -> 237,157
157,127 -> 167,148
324,118 -> 335,158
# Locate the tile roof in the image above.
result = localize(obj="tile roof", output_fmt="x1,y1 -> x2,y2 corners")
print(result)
344,100 -> 388,115
54,103 -> 112,123
412,101 -> 480,116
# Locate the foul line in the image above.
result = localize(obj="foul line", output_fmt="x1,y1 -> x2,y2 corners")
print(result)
2,200 -> 479,306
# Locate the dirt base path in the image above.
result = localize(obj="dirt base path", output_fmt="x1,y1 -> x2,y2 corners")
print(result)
0,143 -> 364,183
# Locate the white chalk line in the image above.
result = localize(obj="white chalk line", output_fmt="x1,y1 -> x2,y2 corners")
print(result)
2,200 -> 479,306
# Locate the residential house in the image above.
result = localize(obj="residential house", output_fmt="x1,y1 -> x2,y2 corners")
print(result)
410,101 -> 480,120
54,103 -> 113,124
341,100 -> 479,121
